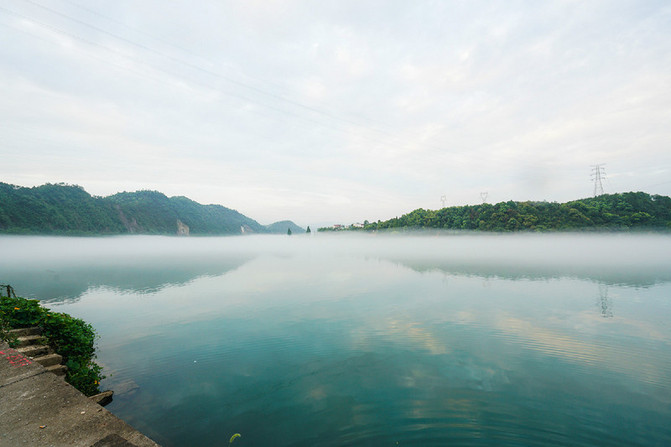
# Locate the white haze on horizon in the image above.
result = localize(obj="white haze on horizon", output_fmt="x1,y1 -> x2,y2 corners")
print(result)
1,233 -> 670,280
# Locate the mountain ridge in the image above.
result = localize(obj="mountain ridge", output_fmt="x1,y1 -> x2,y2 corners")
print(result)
0,182 -> 299,236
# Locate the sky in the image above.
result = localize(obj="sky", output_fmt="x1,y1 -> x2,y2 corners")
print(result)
1,0 -> 670,227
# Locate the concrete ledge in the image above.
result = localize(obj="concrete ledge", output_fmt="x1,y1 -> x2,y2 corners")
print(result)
0,342 -> 160,446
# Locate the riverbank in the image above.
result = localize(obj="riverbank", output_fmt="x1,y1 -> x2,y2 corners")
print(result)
1,292 -> 104,396
0,340 -> 160,446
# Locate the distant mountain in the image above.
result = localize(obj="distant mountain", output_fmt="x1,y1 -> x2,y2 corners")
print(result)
265,220 -> 305,234
106,190 -> 266,234
0,182 -> 268,235
329,192 -> 671,233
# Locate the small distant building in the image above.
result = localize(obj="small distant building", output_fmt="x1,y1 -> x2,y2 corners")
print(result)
352,222 -> 364,228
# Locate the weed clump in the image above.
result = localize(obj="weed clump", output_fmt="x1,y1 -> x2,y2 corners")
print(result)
0,295 -> 104,396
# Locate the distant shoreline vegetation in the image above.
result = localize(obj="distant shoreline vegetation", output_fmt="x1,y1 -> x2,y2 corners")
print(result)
0,182 -> 303,236
319,192 -> 671,233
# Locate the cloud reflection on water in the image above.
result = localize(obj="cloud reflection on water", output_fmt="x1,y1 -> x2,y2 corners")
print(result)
3,234 -> 663,445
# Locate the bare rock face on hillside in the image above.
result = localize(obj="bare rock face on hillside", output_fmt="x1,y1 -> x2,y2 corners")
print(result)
176,219 -> 190,236
116,205 -> 141,233
241,224 -> 256,234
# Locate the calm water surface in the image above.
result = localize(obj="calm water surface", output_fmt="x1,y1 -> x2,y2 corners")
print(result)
2,233 -> 671,446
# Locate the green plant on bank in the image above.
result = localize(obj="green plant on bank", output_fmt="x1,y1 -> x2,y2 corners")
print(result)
0,295 -> 104,396
0,317 -> 18,347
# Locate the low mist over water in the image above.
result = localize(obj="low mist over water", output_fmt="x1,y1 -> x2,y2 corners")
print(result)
3,233 -> 671,295
2,233 -> 671,446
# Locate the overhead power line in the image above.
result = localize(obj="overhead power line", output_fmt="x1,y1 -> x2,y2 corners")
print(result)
0,5 -> 383,148
20,0 -> 400,140
6,0 -> 456,157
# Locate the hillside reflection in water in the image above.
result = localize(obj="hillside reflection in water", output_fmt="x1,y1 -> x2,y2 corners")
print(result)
1,234 -> 670,446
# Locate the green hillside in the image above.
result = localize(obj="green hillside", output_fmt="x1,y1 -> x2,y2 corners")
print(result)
0,182 -> 266,235
0,183 -> 124,234
265,220 -> 305,234
327,192 -> 671,232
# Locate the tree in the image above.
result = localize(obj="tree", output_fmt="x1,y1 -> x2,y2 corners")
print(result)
306,226 -> 311,233
287,228 -> 292,236
358,192 -> 671,233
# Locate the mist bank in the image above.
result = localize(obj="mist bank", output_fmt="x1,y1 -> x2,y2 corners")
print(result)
321,192 -> 671,233
0,182 -> 303,235
2,233 -> 670,305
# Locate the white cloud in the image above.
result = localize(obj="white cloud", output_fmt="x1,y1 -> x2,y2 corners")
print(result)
1,0 -> 670,224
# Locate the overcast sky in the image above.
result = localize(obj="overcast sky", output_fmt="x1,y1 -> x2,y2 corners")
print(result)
1,0 -> 670,226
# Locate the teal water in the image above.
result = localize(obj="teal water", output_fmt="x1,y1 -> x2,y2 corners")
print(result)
2,234 -> 671,446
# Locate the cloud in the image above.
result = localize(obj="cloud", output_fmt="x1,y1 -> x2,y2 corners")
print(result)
1,0 -> 670,223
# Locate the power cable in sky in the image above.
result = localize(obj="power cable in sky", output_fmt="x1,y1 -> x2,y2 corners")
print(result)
0,5 -> 375,143
21,0 -> 400,140
4,1 -> 455,161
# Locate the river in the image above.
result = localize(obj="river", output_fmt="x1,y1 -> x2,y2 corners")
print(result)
1,233 -> 670,446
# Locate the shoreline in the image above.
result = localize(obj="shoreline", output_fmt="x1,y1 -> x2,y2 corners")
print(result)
0,340 -> 160,446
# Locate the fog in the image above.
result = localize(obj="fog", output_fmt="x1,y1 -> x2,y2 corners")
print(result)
1,233 -> 670,301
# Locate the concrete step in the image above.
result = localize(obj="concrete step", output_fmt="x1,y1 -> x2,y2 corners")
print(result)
89,390 -> 114,407
16,335 -> 45,347
17,344 -> 50,358
8,327 -> 42,337
45,364 -> 68,376
34,353 -> 63,368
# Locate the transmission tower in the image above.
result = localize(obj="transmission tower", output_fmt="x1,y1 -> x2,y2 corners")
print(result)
480,192 -> 488,203
597,284 -> 613,318
591,164 -> 606,197
440,195 -> 447,208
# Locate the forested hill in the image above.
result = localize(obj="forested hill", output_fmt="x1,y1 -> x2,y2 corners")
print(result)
265,220 -> 306,234
355,192 -> 671,232
0,182 -> 268,235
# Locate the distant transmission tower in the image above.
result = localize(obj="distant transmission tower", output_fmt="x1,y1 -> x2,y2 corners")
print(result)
480,192 -> 488,203
591,164 -> 606,197
597,284 -> 613,318
440,195 -> 447,208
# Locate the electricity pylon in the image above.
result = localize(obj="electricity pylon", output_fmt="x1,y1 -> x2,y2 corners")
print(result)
591,164 -> 606,197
